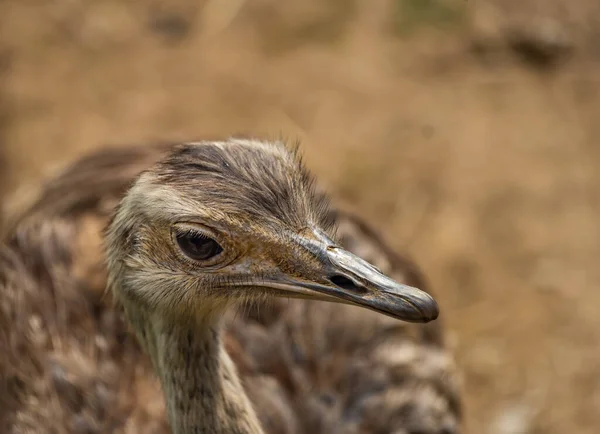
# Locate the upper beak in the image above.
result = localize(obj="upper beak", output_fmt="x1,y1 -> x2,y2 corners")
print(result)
267,242 -> 439,323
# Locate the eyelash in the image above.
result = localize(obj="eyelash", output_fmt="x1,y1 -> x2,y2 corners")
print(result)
178,228 -> 210,240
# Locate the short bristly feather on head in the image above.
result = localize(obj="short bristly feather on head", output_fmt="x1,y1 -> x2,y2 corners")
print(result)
106,139 -> 334,319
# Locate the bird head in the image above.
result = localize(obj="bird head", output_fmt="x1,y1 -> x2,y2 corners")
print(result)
106,139 -> 439,323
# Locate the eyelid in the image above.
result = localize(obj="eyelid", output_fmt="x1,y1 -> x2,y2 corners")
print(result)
176,227 -> 210,240
173,222 -> 217,239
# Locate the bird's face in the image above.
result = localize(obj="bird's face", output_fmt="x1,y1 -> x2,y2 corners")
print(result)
107,139 -> 438,323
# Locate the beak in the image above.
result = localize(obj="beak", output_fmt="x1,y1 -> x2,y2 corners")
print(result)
264,242 -> 439,323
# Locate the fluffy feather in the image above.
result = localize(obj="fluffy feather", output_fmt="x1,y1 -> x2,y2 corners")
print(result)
0,141 -> 461,434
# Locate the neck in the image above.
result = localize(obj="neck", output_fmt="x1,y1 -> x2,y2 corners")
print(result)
125,305 -> 264,434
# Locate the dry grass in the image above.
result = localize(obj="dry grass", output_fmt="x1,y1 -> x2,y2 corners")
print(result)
2,0 -> 600,433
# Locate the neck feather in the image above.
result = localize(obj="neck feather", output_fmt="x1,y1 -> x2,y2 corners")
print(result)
124,304 -> 264,434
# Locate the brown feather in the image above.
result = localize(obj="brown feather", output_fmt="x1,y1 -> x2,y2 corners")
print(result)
1,141 -> 461,434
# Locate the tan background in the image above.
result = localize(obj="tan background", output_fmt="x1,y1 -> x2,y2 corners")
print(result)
2,1 -> 600,433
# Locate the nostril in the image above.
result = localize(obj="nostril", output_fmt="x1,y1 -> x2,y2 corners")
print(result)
329,275 -> 366,292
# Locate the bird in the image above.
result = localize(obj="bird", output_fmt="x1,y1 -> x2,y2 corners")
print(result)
0,139 -> 462,434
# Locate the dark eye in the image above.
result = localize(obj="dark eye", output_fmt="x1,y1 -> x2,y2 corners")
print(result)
175,231 -> 223,261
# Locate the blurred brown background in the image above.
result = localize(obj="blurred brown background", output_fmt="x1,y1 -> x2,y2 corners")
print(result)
1,1 -> 600,433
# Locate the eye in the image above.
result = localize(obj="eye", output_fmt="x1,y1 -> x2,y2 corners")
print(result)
175,230 -> 223,261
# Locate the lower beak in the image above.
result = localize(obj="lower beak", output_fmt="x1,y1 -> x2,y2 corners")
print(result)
267,246 -> 439,323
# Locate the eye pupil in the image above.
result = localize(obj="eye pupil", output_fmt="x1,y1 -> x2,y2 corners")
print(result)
176,232 -> 223,261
